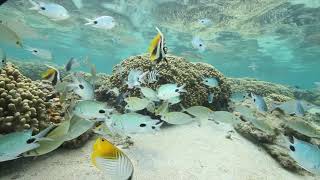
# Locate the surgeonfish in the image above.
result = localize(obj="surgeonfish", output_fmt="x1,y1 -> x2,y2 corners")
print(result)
124,97 -> 151,112
41,65 -> 61,86
202,77 -> 219,88
286,136 -> 320,175
161,112 -> 195,125
72,0 -> 83,9
24,120 -> 70,157
157,83 -> 187,101
139,87 -> 159,102
126,69 -> 145,89
148,27 -> 168,63
85,16 -> 116,30
208,92 -> 214,103
0,125 -> 54,162
192,36 -> 206,52
271,100 -> 305,117
65,57 -> 79,72
68,73 -> 94,100
0,22 -> 23,48
72,100 -> 113,121
64,115 -> 95,141
91,137 -> 134,180
24,46 -> 53,60
250,93 -> 268,112
28,0 -> 70,21
110,113 -> 163,134
0,48 -> 6,68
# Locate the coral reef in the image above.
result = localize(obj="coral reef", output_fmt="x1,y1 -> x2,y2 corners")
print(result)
96,54 -> 231,111
62,130 -> 93,149
227,78 -> 295,98
0,63 -> 63,134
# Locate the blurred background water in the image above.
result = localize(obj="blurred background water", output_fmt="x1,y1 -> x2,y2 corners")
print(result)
0,0 -> 319,89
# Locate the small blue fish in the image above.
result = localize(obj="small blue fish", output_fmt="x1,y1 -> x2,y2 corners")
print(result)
251,93 -> 268,112
286,136 -> 320,175
192,36 -> 206,52
198,18 -> 212,26
208,92 -> 214,103
202,77 -> 219,88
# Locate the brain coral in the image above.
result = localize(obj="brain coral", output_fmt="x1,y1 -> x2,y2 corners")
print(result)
96,54 -> 231,111
0,63 -> 63,134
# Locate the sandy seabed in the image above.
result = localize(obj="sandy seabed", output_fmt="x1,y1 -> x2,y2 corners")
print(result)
0,121 -> 317,180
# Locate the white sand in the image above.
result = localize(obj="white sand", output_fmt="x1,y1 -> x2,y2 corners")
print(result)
0,121 -> 317,180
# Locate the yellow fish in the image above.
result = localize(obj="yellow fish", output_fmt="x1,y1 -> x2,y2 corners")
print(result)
41,65 -> 61,86
148,27 -> 167,63
91,137 -> 134,180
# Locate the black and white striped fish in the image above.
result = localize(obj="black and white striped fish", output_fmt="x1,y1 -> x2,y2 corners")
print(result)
146,70 -> 159,84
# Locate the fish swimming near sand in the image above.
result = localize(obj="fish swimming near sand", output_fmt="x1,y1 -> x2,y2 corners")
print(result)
148,27 -> 168,63
28,0 -> 70,21
0,22 -> 23,48
110,113 -> 163,134
0,125 -> 54,162
285,136 -> 320,175
161,111 -> 195,125
64,115 -> 95,141
250,93 -> 268,112
91,137 -> 134,180
41,65 -> 61,86
24,120 -> 70,157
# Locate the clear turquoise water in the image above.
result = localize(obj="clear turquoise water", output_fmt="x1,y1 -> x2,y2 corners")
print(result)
1,0 -> 320,89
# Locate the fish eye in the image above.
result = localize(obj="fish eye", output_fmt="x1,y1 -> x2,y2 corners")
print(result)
79,84 -> 84,89
40,7 -> 46,10
94,21 -> 98,24
27,138 -> 36,144
140,123 -> 146,127
199,44 -> 202,47
33,50 -> 38,53
99,110 -> 106,114
16,41 -> 20,45
253,98 -> 256,102
289,145 -> 295,152
205,80 -> 208,82
101,138 -> 105,142
175,89 -> 179,92
152,126 -> 155,129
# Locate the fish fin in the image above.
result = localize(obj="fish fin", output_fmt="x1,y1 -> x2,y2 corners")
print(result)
96,153 -> 133,180
32,124 -> 55,141
84,18 -> 94,25
28,0 -> 40,10
179,104 -> 187,112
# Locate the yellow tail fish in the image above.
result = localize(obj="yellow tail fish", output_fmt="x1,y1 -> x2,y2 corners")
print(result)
148,27 -> 167,64
91,137 -> 134,180
41,65 -> 61,86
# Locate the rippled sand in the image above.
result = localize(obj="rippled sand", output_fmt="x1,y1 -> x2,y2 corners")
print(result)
0,121 -> 316,180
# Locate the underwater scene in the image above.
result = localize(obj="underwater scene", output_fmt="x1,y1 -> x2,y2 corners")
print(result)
0,0 -> 320,179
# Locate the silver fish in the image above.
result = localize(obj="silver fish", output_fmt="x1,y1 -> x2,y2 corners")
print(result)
251,93 -> 268,112
271,100 -> 305,117
286,136 -> 320,175
0,48 -> 6,68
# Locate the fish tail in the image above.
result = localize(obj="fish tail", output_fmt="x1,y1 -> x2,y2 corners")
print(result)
28,0 -> 40,10
84,18 -> 93,25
